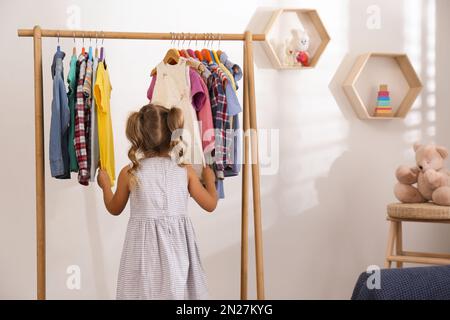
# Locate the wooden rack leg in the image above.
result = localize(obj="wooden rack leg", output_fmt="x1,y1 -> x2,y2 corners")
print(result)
33,25 -> 46,300
245,31 -> 265,300
240,38 -> 251,300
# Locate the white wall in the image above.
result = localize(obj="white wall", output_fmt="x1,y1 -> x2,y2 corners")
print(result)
0,0 -> 449,299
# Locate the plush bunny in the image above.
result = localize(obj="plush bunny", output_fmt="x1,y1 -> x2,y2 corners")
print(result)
394,143 -> 450,206
284,29 -> 310,66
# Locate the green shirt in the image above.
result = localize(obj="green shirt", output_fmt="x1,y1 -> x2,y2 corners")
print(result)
67,54 -> 79,172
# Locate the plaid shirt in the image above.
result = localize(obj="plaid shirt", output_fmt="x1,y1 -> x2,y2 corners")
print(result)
74,53 -> 90,185
83,58 -> 93,178
207,69 -> 231,179
214,66 -> 235,164
83,59 -> 93,108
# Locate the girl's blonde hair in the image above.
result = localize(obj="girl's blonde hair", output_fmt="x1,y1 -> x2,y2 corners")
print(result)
126,104 -> 184,186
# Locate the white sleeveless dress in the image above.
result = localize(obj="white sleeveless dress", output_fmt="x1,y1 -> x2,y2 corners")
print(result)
116,157 -> 208,300
150,58 -> 205,177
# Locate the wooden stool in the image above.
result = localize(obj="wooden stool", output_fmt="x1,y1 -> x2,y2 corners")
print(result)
385,203 -> 450,268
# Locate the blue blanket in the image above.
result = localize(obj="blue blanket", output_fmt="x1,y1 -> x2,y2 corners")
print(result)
352,266 -> 450,300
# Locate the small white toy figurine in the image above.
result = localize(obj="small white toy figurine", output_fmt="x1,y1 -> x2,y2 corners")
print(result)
284,29 -> 310,66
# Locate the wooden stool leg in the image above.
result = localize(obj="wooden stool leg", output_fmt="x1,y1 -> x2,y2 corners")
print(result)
396,222 -> 403,268
385,221 -> 397,269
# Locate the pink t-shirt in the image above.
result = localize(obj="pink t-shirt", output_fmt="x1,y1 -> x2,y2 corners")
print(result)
147,67 -> 215,153
195,73 -> 215,154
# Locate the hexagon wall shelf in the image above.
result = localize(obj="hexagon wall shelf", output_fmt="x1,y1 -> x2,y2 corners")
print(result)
343,53 -> 423,120
263,8 -> 331,69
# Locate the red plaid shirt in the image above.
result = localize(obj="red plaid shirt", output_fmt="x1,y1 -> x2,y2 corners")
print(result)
74,53 -> 90,185
208,68 -> 231,179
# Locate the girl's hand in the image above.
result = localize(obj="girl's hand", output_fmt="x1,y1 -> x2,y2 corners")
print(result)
188,165 -> 218,212
201,166 -> 216,186
97,169 -> 111,190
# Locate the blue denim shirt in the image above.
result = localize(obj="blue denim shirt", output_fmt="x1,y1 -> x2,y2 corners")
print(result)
50,50 -> 70,178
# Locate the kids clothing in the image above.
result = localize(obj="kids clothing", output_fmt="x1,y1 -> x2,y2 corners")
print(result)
67,54 -> 79,172
94,61 -> 115,186
74,52 -> 90,185
147,67 -> 215,162
49,50 -> 70,178
89,56 -> 100,182
116,157 -> 208,300
83,58 -> 94,179
192,71 -> 215,162
150,58 -> 205,177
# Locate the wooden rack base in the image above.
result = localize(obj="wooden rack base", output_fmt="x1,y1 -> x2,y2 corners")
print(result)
18,26 -> 265,300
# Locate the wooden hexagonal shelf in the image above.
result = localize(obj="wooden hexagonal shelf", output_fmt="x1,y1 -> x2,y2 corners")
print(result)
343,53 -> 423,120
263,8 -> 330,69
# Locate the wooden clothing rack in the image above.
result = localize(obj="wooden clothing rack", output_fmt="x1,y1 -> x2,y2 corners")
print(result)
17,26 -> 266,300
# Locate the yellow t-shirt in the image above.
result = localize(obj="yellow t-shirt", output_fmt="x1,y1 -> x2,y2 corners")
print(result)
94,62 -> 115,186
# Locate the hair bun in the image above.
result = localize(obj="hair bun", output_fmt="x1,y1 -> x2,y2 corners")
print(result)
167,107 -> 184,132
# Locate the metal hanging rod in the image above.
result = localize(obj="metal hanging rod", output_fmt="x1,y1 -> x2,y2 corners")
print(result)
17,27 -> 265,41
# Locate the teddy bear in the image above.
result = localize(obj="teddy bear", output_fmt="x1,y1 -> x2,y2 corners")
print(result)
394,143 -> 450,206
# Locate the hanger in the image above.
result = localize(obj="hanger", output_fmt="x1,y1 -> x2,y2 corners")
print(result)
209,34 -> 219,64
212,41 -> 221,65
201,49 -> 211,63
195,50 -> 203,61
94,32 -> 98,58
211,34 -> 222,64
99,31 -> 104,61
201,34 -> 212,64
209,33 -> 218,63
217,34 -> 222,58
194,34 -> 203,61
187,49 -> 195,59
81,33 -> 85,55
175,33 -> 182,56
178,33 -> 186,57
182,33 -> 192,58
88,36 -> 93,60
164,32 -> 180,65
72,32 -> 76,56
210,50 -> 216,63
186,34 -> 195,58
100,32 -> 107,68
151,33 -> 180,76
56,32 -> 61,53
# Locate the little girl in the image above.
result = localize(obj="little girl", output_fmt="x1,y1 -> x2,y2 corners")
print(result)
97,103 -> 218,300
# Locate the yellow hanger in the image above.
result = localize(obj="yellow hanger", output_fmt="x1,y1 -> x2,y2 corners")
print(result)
151,33 -> 180,76
164,48 -> 180,64
212,50 -> 220,65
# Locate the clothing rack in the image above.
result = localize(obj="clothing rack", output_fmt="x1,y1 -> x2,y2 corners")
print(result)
17,26 -> 266,300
